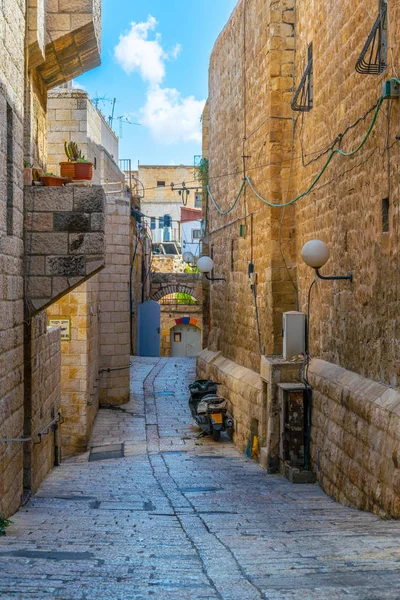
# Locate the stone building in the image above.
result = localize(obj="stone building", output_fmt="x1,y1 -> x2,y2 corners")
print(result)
0,0 -> 103,518
45,88 -> 137,455
198,0 -> 400,517
47,88 -> 126,194
139,165 -> 201,243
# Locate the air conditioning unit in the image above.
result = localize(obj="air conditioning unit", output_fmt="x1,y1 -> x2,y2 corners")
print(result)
282,311 -> 306,359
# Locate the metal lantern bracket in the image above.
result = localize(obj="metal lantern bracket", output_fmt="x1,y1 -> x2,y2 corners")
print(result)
356,0 -> 388,75
316,269 -> 352,282
291,43 -> 313,112
204,273 -> 226,282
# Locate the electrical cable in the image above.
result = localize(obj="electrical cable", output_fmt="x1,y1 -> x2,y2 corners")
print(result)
207,93 -> 386,215
208,178 -> 246,215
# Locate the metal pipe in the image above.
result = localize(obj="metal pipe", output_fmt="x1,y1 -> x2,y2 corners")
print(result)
0,413 -> 63,443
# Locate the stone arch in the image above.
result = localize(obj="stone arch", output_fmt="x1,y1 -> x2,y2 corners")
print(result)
151,284 -> 199,302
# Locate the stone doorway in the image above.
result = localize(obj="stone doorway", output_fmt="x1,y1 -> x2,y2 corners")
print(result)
170,323 -> 201,357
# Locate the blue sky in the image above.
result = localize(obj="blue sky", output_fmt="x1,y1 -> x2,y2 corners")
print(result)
75,0 -> 237,168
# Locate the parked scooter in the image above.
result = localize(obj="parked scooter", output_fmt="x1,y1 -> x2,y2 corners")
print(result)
188,380 -> 234,441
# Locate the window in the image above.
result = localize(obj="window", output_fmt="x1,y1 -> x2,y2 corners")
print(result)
382,197 -> 389,232
163,214 -> 172,227
192,229 -> 202,240
159,217 -> 164,229
174,332 -> 182,342
150,217 -> 156,230
7,103 -> 13,236
195,193 -> 202,208
157,180 -> 166,187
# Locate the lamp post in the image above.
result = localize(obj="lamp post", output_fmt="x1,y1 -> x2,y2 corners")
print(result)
301,240 -> 352,282
196,256 -> 226,282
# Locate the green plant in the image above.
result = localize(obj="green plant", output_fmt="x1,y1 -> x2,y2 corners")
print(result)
195,157 -> 209,188
76,156 -> 89,163
64,141 -> 84,162
184,264 -> 200,274
175,292 -> 199,305
43,172 -> 58,177
0,514 -> 12,536
24,160 -> 33,168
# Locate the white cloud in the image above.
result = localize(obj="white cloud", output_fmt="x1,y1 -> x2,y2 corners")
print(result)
72,80 -> 85,90
140,86 -> 205,144
115,16 -> 204,146
114,15 -> 180,85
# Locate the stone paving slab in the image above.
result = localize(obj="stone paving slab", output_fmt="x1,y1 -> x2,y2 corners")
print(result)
1,356 -> 400,599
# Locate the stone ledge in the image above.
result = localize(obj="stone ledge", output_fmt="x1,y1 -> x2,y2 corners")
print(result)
24,186 -> 106,314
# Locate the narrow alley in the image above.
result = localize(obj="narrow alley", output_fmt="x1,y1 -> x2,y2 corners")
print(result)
1,358 -> 400,600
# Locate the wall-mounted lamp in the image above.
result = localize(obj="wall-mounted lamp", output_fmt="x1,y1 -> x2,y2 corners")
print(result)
196,256 -> 226,282
301,240 -> 352,282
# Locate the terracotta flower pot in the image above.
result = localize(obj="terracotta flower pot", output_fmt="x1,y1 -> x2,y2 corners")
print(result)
23,167 -> 33,186
60,162 -> 76,179
74,162 -> 93,181
41,176 -> 65,187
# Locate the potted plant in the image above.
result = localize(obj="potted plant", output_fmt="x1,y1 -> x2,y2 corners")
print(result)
74,154 -> 93,181
23,160 -> 33,186
60,141 -> 93,181
41,173 -> 66,187
0,513 -> 12,536
60,141 -> 79,179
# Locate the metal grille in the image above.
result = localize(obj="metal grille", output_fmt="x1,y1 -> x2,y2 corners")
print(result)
291,43 -> 313,112
356,0 -> 388,75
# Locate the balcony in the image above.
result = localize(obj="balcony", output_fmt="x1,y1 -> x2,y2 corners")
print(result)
24,185 -> 106,314
28,0 -> 101,87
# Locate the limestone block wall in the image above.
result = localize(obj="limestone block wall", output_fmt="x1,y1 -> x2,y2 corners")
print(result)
24,185 -> 106,313
99,196 -> 131,405
309,359 -> 400,518
291,0 -> 400,389
197,349 -> 262,452
28,0 -> 46,68
0,0 -> 26,520
38,0 -> 101,89
47,89 -> 125,191
47,278 -> 100,456
205,0 -> 297,371
29,313 -> 61,494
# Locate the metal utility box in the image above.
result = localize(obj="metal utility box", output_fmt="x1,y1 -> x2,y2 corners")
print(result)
282,311 -> 306,359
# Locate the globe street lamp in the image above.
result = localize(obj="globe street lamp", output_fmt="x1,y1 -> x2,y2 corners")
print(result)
196,256 -> 226,282
301,240 -> 352,282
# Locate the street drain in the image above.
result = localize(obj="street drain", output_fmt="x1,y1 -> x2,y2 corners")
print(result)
89,443 -> 124,462
179,487 -> 221,493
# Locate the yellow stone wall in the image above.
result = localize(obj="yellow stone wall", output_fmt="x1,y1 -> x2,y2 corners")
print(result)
0,0 -> 29,519
202,0 -> 400,517
205,0 -> 297,373
47,195 -> 133,454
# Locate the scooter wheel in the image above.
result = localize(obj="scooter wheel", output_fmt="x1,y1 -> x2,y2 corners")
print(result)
212,429 -> 221,442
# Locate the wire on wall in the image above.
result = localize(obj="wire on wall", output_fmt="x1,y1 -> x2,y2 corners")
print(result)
207,92 -> 386,215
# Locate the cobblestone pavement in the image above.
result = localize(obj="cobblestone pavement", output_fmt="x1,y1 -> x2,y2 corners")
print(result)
2,357 -> 400,600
